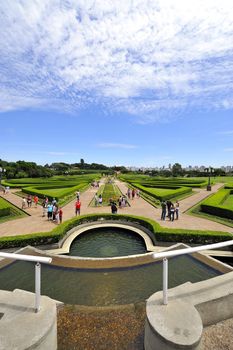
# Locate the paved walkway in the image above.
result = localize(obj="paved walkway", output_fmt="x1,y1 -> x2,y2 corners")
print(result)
0,180 -> 232,237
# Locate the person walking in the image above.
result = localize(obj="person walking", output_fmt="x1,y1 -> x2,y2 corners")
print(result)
58,207 -> 63,223
94,193 -> 98,206
111,202 -> 118,214
98,194 -> 103,206
21,197 -> 26,209
170,203 -> 175,221
161,200 -> 167,220
75,200 -> 81,215
27,195 -> 32,208
34,195 -> 39,208
175,200 -> 180,220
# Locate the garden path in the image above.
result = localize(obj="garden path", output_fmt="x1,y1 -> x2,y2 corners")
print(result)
0,180 -> 232,237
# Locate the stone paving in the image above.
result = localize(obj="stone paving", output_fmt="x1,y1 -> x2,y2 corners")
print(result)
0,179 -> 232,237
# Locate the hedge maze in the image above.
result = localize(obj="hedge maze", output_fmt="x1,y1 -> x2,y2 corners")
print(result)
119,175 -> 207,205
200,184 -> 233,221
0,198 -> 26,223
3,174 -> 101,205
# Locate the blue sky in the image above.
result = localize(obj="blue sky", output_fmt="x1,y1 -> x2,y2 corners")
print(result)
1,0 -> 233,168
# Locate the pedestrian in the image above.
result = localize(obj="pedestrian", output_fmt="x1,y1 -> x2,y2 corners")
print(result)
58,207 -> 63,223
75,200 -> 81,215
118,196 -> 122,208
136,189 -> 140,198
52,204 -> 58,221
76,191 -> 80,200
170,203 -> 175,221
111,202 -> 118,214
98,194 -> 103,205
47,203 -> 53,220
34,195 -> 39,208
132,188 -> 135,199
166,200 -> 172,218
42,198 -> 47,217
27,195 -> 32,208
22,197 -> 26,209
161,200 -> 167,220
175,200 -> 180,220
94,193 -> 98,206
127,188 -> 131,199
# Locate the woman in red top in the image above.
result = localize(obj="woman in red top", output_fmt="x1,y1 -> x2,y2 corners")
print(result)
75,200 -> 81,215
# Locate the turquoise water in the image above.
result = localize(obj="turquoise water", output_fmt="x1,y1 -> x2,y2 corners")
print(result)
69,227 -> 147,257
0,255 -> 220,306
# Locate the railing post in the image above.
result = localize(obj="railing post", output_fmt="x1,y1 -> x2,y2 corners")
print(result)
35,262 -> 41,313
163,258 -> 168,305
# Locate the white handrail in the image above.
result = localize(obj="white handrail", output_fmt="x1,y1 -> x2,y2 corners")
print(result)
0,252 -> 52,312
153,239 -> 233,305
0,252 -> 52,263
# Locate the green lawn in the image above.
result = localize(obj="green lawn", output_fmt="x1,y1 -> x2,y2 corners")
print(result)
90,182 -> 122,206
0,197 -> 27,223
223,194 -> 233,208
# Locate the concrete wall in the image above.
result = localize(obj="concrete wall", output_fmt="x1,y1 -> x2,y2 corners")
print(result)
0,289 -> 58,350
145,271 -> 233,350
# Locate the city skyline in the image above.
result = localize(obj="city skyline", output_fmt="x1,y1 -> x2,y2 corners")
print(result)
1,1 -> 233,167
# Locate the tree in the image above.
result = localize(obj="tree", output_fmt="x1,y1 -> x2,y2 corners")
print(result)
80,159 -> 85,168
171,163 -> 183,177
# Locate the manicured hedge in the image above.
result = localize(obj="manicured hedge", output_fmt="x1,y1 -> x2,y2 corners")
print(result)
0,198 -> 25,220
132,183 -> 191,201
22,183 -> 88,201
201,189 -> 233,220
0,199 -> 11,217
0,213 -> 231,249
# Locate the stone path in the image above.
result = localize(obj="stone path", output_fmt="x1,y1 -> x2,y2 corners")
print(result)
0,180 -> 232,237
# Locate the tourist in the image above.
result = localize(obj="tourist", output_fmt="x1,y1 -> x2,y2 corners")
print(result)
132,188 -> 135,199
75,200 -> 81,215
136,189 -> 140,198
21,197 -> 26,209
121,196 -> 126,207
58,207 -> 63,223
111,202 -> 118,214
42,198 -> 47,217
166,200 -> 172,218
47,203 -> 53,220
52,203 -> 58,221
27,195 -> 32,208
127,188 -> 131,199
170,203 -> 175,221
33,195 -> 39,208
175,200 -> 180,220
76,191 -> 80,200
161,200 -> 167,220
118,196 -> 122,208
98,194 -> 103,205
94,193 -> 98,206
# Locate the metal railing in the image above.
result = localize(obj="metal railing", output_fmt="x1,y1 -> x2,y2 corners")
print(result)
153,240 -> 233,305
0,252 -> 52,312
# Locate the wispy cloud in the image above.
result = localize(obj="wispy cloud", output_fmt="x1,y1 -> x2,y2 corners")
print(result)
1,1 -> 233,121
97,143 -> 138,149
217,130 -> 233,135
224,148 -> 233,152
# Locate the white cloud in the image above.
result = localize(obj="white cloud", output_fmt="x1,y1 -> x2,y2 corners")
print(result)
224,148 -> 233,152
217,130 -> 233,135
1,0 -> 233,121
97,143 -> 138,149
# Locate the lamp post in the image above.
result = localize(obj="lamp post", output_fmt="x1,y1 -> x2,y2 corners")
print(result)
0,167 -> 6,186
205,166 -> 214,191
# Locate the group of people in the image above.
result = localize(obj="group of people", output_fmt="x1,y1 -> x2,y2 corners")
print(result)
22,194 -> 39,209
126,188 -> 140,199
94,193 -> 103,206
160,199 -> 179,221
